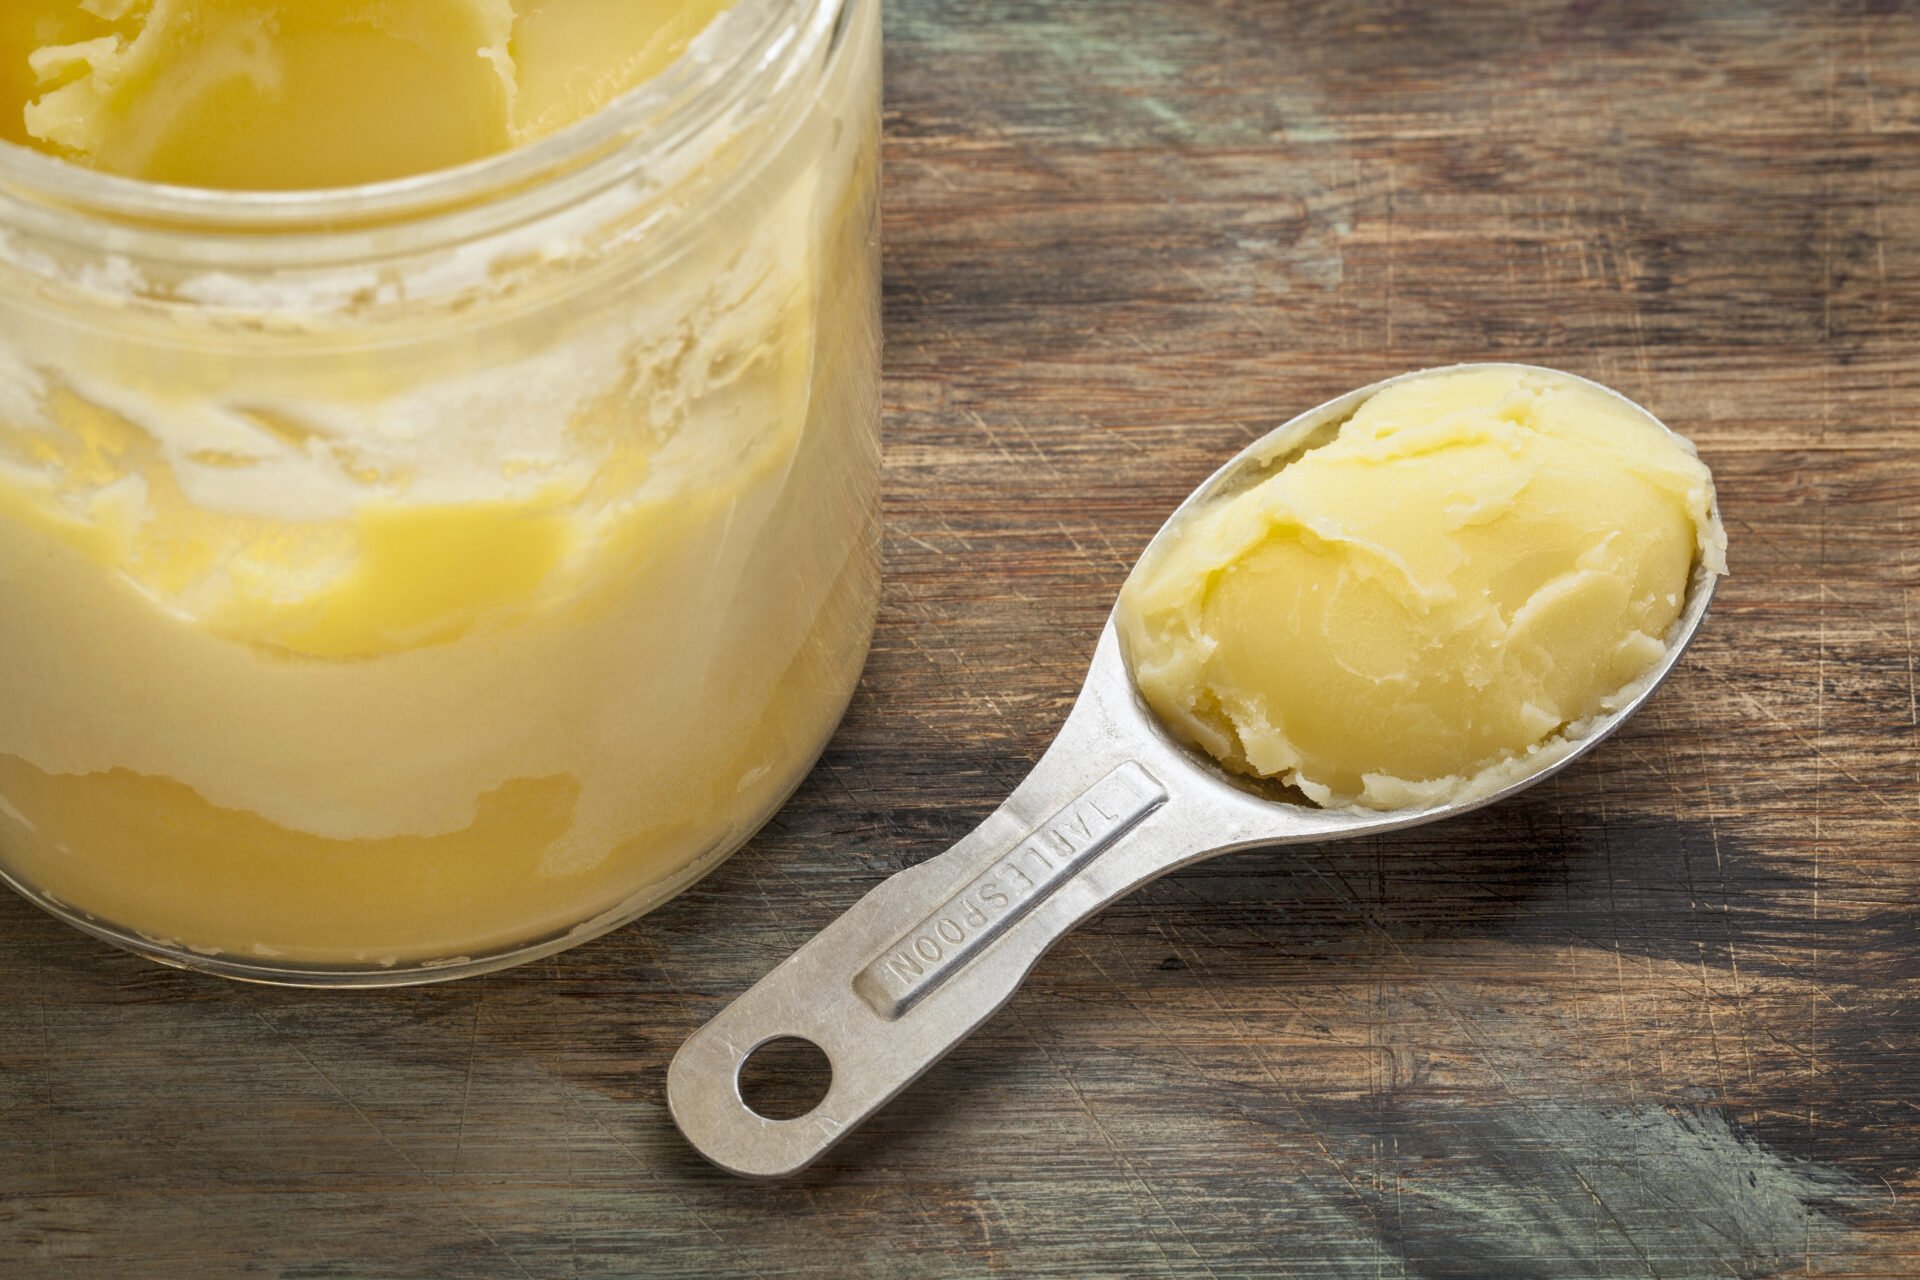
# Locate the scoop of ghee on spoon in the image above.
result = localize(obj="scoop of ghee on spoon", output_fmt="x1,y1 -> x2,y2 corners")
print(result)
671,364 -> 1726,1178
1121,365 -> 1724,811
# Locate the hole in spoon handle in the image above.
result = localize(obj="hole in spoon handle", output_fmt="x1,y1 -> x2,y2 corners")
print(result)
667,755 -> 1172,1178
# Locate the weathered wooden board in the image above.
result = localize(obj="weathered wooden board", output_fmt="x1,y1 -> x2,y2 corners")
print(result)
4,1 -> 1920,1275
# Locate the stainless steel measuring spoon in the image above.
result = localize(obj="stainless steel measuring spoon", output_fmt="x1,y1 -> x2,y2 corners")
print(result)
668,363 -> 1721,1178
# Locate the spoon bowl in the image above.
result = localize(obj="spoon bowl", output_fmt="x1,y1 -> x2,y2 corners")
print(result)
669,363 -> 1720,1178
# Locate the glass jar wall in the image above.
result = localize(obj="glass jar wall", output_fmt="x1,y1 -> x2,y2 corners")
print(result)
0,0 -> 881,983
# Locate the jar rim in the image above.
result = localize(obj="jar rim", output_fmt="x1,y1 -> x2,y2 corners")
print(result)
0,0 -> 839,239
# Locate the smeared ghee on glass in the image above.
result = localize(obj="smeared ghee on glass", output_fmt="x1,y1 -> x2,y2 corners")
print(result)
1118,367 -> 1725,810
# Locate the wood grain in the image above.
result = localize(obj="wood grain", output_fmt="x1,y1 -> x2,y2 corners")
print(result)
5,1 -> 1920,1275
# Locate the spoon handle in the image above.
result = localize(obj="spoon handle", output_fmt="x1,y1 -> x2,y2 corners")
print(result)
667,761 -> 1149,1173
667,634 -> 1258,1178
667,625 -> 1419,1177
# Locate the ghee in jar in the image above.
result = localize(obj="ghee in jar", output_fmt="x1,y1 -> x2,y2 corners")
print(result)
0,0 -> 881,977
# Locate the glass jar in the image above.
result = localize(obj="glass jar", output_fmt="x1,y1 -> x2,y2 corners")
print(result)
0,0 -> 880,984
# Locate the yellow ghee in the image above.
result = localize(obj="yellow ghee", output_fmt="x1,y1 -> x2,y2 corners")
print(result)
1118,367 -> 1725,810
0,0 -> 881,973
4,0 -> 729,188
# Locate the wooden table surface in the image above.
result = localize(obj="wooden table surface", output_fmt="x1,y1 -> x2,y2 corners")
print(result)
6,1 -> 1920,1276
